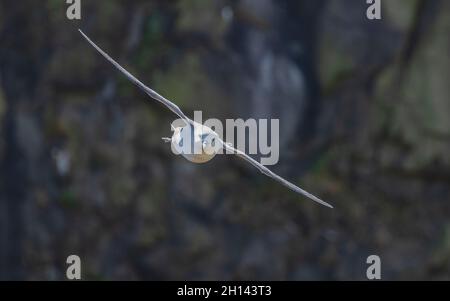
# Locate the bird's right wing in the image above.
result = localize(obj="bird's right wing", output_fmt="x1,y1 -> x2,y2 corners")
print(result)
79,29 -> 192,126
222,141 -> 333,208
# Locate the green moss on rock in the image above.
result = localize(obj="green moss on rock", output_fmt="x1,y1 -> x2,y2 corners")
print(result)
383,0 -> 421,32
374,2 -> 450,170
318,35 -> 356,95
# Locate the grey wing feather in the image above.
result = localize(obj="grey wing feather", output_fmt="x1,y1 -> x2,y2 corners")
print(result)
222,141 -> 333,208
79,29 -> 192,125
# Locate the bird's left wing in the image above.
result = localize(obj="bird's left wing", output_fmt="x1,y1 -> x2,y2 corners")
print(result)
222,141 -> 333,208
79,29 -> 192,125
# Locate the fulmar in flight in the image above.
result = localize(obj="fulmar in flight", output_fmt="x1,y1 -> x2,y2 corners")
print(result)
79,29 -> 333,209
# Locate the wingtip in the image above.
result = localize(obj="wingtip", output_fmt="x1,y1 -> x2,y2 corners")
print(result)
314,197 -> 334,209
309,194 -> 334,209
316,199 -> 333,209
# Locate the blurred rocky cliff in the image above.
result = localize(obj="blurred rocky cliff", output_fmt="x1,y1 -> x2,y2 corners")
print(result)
0,0 -> 449,280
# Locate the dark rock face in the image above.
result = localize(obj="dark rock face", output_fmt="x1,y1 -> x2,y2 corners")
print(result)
0,0 -> 448,280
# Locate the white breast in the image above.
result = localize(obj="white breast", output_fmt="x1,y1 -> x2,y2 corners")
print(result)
171,122 -> 219,163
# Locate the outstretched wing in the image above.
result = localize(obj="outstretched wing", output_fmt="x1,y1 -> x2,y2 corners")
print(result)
79,29 -> 192,125
222,141 -> 333,208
